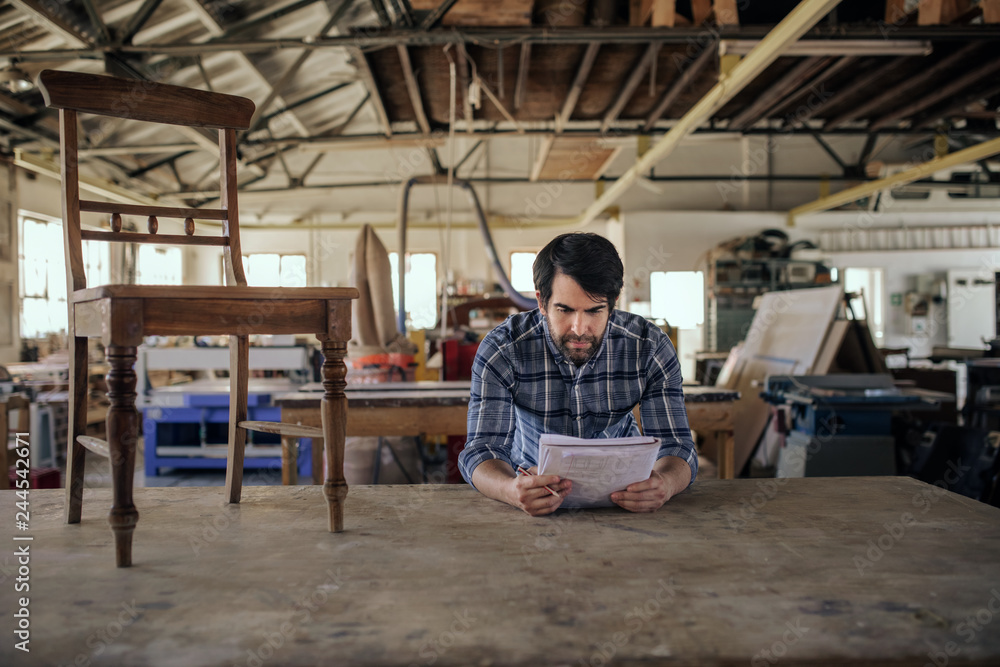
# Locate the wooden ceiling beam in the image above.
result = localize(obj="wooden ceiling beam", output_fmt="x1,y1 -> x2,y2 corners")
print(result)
514,43 -> 531,112
692,0 -> 712,25
823,41 -> 981,130
869,57 -> 1000,130
642,44 -> 715,132
295,92 -> 371,185
397,45 -> 431,134
5,0 -> 89,47
119,0 -> 165,44
531,42 -> 601,181
388,0 -> 415,26
728,55 -> 831,130
557,42 -> 601,132
600,42 -> 659,133
79,0 -> 110,44
790,135 -> 1000,222
786,56 -> 907,127
918,0 -> 973,25
714,0 -> 740,25
348,47 -> 393,136
765,54 -> 854,119
177,0 -> 312,137
579,0 -> 843,227
223,0 -> 327,37
369,0 -> 392,26
912,80 -> 1000,129
420,0 -> 460,29
457,42 -> 473,132
247,0 -> 357,134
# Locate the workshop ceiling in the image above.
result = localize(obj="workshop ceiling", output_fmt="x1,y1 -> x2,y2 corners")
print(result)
0,0 -> 998,221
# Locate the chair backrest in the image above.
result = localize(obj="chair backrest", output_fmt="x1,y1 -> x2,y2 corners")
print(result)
37,69 -> 256,291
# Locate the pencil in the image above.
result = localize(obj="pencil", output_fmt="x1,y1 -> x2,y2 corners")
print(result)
516,466 -> 558,496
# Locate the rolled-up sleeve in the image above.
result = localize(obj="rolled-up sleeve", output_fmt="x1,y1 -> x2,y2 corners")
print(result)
639,336 -> 699,487
459,334 -> 518,487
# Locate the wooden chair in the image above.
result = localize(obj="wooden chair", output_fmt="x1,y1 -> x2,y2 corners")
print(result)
38,70 -> 358,567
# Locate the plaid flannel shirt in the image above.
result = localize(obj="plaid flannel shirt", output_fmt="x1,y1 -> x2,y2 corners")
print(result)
459,309 -> 698,488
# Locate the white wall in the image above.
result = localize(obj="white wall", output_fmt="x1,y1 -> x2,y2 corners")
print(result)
186,217 -> 613,292
822,248 -> 999,357
621,210 -> 817,304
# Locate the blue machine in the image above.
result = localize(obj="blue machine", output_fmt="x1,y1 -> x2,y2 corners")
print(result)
143,389 -> 311,478
761,374 -> 940,478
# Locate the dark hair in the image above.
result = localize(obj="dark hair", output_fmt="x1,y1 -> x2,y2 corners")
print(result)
533,233 -> 624,308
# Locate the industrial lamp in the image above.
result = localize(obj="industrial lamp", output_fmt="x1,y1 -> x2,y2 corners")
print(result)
0,63 -> 34,93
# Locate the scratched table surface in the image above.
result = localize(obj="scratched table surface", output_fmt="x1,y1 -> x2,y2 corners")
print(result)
1,477 -> 998,666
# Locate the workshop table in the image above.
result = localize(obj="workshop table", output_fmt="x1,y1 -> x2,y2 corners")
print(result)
276,382 -> 739,483
3,477 -> 998,666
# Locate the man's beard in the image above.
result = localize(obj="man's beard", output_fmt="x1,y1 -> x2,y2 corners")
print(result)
546,315 -> 603,366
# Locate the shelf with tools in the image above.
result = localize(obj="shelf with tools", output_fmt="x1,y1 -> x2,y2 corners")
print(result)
708,257 -> 835,352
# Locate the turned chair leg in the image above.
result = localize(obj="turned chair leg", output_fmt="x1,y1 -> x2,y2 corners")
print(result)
106,345 -> 140,568
65,336 -> 89,523
321,341 -> 348,532
281,436 -> 298,486
225,334 -> 250,504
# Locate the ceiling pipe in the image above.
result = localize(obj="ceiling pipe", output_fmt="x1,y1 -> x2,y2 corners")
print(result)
788,136 -> 1000,224
3,25 -> 999,61
396,174 -> 537,333
576,0 -> 843,228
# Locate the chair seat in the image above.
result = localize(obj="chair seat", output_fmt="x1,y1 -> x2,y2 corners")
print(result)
72,284 -> 360,339
73,284 -> 359,302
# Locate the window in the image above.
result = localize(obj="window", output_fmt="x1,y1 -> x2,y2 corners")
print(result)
235,253 -> 307,287
389,252 -> 437,330
844,267 -> 885,341
509,251 -> 537,294
137,246 -> 182,285
18,213 -> 108,338
650,271 -> 705,329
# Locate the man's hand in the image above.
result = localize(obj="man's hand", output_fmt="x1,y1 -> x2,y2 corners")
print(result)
471,460 -> 572,516
610,456 -> 691,513
509,466 -> 572,517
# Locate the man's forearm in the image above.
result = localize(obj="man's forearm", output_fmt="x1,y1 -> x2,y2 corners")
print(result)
470,459 -> 518,506
654,455 -> 694,497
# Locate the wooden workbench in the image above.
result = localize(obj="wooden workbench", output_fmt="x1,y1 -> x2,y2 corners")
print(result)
276,382 -> 739,482
2,478 -> 998,665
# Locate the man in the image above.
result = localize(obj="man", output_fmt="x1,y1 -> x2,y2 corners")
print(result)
459,232 -> 698,516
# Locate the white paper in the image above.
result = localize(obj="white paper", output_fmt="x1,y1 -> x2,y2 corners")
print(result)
537,434 -> 660,508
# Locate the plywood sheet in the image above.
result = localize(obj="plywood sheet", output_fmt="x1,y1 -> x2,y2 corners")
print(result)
538,136 -> 620,180
410,0 -> 534,26
720,285 -> 843,474
812,319 -> 850,375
